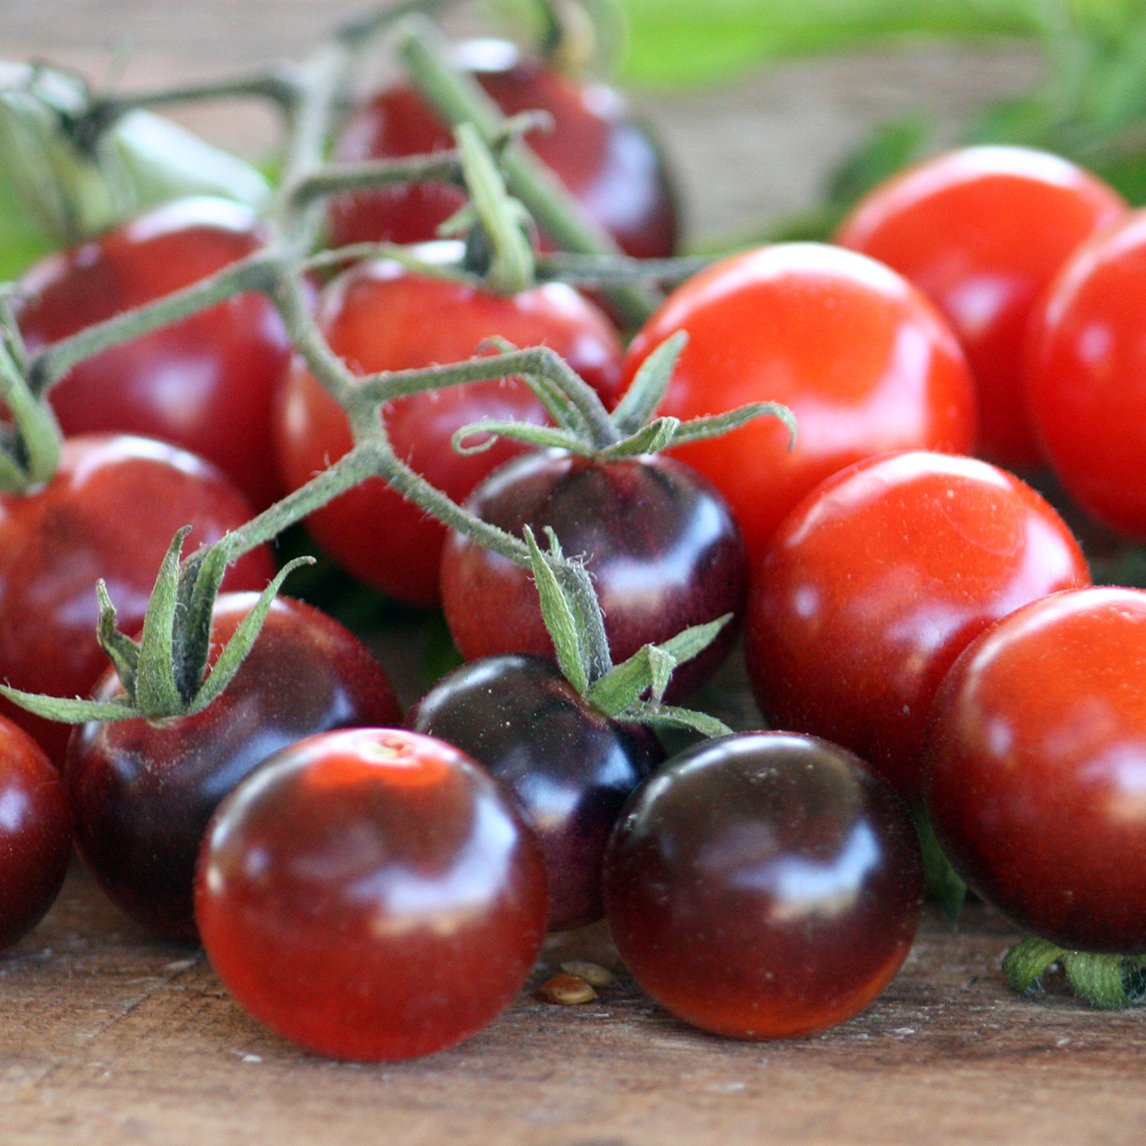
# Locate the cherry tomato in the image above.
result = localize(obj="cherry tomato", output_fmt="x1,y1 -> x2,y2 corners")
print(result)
745,450 -> 1091,805
65,593 -> 402,942
834,145 -> 1126,469
603,730 -> 924,1039
196,727 -> 549,1061
0,433 -> 275,766
923,586 -> 1146,954
327,39 -> 680,259
0,714 -> 72,954
15,197 -> 294,510
1024,208 -> 1146,539
439,449 -> 748,700
620,242 -> 978,567
274,250 -> 625,607
409,653 -> 664,932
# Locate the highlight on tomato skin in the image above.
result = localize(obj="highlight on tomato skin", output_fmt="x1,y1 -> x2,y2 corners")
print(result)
833,144 -> 1128,470
195,727 -> 549,1062
602,730 -> 924,1041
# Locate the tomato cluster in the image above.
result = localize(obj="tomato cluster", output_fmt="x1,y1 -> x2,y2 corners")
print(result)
8,10 -> 1146,1067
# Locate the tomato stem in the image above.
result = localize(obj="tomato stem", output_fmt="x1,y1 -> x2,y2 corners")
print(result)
1003,936 -> 1146,1009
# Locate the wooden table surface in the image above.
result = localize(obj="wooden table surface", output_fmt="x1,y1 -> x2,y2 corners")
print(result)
7,5 -> 1143,1144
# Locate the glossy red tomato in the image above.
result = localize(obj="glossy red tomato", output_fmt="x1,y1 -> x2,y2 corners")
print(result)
274,250 -> 625,607
327,39 -> 680,259
196,727 -> 549,1061
620,242 -> 978,567
0,714 -> 72,954
1024,208 -> 1146,538
439,449 -> 748,700
924,586 -> 1146,954
834,145 -> 1126,469
745,450 -> 1091,805
603,731 -> 924,1039
16,197 -> 294,509
0,433 -> 275,765
66,593 -> 402,942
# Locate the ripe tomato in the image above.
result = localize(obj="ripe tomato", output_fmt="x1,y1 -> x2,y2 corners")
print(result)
409,653 -> 665,932
1024,208 -> 1146,539
66,593 -> 402,942
0,433 -> 275,766
274,251 -> 625,607
834,145 -> 1126,468
0,714 -> 72,954
439,449 -> 748,700
196,727 -> 549,1061
745,450 -> 1091,805
603,730 -> 924,1039
16,197 -> 294,509
924,586 -> 1146,954
327,39 -> 680,259
620,242 -> 978,567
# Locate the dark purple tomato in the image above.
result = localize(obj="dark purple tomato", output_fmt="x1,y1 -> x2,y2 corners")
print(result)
327,39 -> 680,259
65,593 -> 402,942
16,197 -> 294,510
924,586 -> 1146,954
0,714 -> 72,954
439,450 -> 748,701
603,731 -> 924,1039
0,433 -> 276,767
409,653 -> 665,932
196,727 -> 549,1061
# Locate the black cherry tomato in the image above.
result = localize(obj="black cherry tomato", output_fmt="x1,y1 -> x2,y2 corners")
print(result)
327,39 -> 680,259
439,450 -> 748,700
0,433 -> 275,766
924,586 -> 1146,954
409,653 -> 664,932
602,730 -> 924,1039
16,197 -> 295,509
0,714 -> 72,954
65,593 -> 402,942
196,727 -> 549,1061
273,251 -> 625,607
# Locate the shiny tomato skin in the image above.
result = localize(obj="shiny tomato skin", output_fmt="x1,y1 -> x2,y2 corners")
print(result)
409,653 -> 665,932
327,39 -> 680,259
834,145 -> 1127,469
924,587 -> 1146,954
620,242 -> 978,567
745,450 -> 1091,806
439,450 -> 748,701
16,197 -> 294,510
274,252 -> 624,607
603,730 -> 924,1039
0,434 -> 274,766
1025,209 -> 1146,538
196,727 -> 549,1061
0,715 -> 72,954
65,593 -> 402,942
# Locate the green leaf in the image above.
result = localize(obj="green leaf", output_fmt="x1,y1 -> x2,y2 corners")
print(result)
95,579 -> 140,695
0,683 -> 141,725
131,527 -> 191,718
610,331 -> 687,437
452,419 -> 589,456
523,526 -> 591,695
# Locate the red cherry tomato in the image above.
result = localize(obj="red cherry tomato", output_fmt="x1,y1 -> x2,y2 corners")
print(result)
0,714 -> 72,954
603,730 -> 924,1039
0,433 -> 275,765
196,727 -> 549,1061
274,251 -> 624,607
620,242 -> 978,567
745,450 -> 1091,805
1024,208 -> 1146,539
16,197 -> 293,509
834,145 -> 1126,469
924,586 -> 1146,954
66,593 -> 402,942
327,39 -> 680,259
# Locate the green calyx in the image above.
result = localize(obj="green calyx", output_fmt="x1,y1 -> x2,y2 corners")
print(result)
0,529 -> 313,725
1003,936 -> 1146,1010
